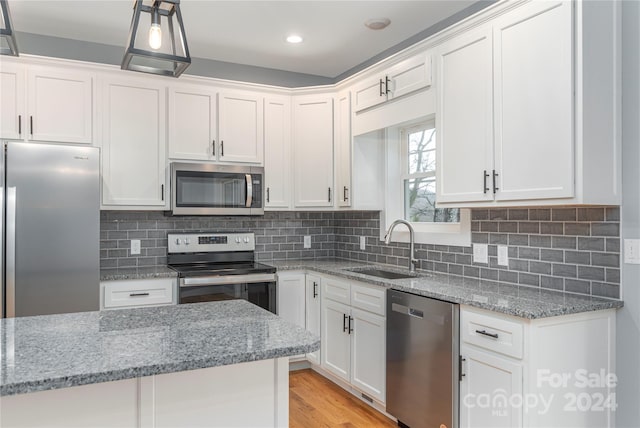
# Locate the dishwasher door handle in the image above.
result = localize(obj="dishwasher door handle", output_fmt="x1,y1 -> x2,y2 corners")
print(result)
391,302 -> 424,319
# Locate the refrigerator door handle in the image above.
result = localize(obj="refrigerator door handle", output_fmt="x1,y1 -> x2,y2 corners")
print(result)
6,186 -> 16,317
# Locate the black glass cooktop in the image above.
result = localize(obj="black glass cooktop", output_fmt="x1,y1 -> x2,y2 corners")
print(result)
168,262 -> 276,277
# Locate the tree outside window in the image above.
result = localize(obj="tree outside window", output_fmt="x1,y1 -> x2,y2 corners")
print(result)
403,124 -> 459,223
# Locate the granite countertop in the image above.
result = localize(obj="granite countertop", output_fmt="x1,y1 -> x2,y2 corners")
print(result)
0,300 -> 319,397
100,266 -> 178,281
266,259 -> 624,319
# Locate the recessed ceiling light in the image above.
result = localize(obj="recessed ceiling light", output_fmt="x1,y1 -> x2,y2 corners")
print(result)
286,35 -> 303,44
365,18 -> 391,30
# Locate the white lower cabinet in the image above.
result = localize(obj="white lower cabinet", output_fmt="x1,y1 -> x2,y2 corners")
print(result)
276,272 -> 306,361
460,346 -> 523,428
276,272 -> 306,329
349,307 -> 386,402
322,298 -> 352,382
459,305 -> 616,428
320,276 -> 386,404
305,274 -> 322,365
101,278 -> 176,310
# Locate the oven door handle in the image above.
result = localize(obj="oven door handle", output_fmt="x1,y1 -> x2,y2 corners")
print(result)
245,174 -> 253,208
180,273 -> 275,287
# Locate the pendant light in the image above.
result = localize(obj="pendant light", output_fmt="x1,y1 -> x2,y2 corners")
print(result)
0,0 -> 19,56
121,0 -> 191,78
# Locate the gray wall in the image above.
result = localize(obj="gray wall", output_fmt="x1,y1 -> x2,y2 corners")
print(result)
616,1 -> 640,425
14,2 -> 495,87
101,207 -> 620,299
15,31 -> 333,88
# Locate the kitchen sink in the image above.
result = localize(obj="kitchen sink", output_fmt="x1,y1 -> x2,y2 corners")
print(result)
348,268 -> 414,280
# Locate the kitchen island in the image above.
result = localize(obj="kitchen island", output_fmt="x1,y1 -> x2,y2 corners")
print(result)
0,300 -> 319,428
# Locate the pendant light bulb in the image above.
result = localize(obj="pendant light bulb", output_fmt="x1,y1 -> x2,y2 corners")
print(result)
149,23 -> 162,49
148,8 -> 162,50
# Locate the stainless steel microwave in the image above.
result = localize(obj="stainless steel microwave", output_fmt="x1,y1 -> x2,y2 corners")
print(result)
170,163 -> 264,215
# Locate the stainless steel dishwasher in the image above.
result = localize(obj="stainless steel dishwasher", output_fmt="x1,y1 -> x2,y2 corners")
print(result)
386,289 -> 459,428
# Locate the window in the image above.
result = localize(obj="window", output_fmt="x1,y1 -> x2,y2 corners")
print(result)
382,118 -> 470,247
402,122 -> 460,223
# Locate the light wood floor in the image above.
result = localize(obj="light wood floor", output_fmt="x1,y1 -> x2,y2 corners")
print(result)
289,369 -> 396,428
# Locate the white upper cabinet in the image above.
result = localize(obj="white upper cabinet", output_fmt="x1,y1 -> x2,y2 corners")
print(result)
335,91 -> 352,208
27,66 -> 93,144
168,86 -> 217,161
264,96 -> 292,209
0,63 -> 25,140
293,96 -> 334,208
493,1 -> 573,201
436,0 -> 620,207
100,77 -> 167,208
435,25 -> 494,204
353,51 -> 432,113
0,63 -> 93,144
218,91 -> 264,164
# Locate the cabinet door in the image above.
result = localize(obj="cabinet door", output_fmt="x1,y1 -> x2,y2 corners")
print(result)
387,52 -> 432,100
335,91 -> 351,207
0,63 -> 25,140
276,273 -> 306,329
460,346 -> 523,428
305,274 -> 322,365
352,76 -> 387,112
27,67 -> 93,144
436,26 -> 494,203
350,308 -> 385,403
218,92 -> 263,164
168,87 -> 216,161
493,1 -> 573,201
321,298 -> 351,382
264,97 -> 292,209
101,78 -> 167,207
293,96 -> 334,207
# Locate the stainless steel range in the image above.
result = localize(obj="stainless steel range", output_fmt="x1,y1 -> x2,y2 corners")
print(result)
167,232 -> 276,313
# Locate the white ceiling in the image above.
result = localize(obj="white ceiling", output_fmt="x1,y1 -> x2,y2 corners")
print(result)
9,0 -> 477,78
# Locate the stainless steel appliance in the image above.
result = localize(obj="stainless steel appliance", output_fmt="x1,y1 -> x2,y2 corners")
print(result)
1,142 -> 100,318
170,163 -> 264,216
387,289 -> 459,428
167,232 -> 276,313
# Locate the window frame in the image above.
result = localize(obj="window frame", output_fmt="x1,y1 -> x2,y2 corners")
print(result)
382,119 -> 471,247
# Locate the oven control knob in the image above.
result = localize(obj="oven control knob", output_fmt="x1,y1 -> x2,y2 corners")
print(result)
235,237 -> 241,244
184,238 -> 190,245
244,237 -> 250,243
175,238 -> 181,245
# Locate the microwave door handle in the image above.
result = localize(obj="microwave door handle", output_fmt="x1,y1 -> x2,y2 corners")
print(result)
245,174 -> 253,208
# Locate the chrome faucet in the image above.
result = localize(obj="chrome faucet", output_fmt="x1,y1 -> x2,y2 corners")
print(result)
384,219 -> 418,272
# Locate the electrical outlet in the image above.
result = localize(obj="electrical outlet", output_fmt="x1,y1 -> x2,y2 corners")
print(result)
473,243 -> 488,264
360,236 -> 366,250
131,239 -> 141,255
497,245 -> 509,266
624,239 -> 640,264
304,235 -> 311,249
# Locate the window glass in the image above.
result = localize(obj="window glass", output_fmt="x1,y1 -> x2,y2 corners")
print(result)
403,124 -> 459,223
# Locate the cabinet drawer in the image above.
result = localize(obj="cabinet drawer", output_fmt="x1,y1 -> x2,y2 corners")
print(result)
322,277 -> 350,305
350,282 -> 386,316
461,308 -> 524,359
103,279 -> 175,309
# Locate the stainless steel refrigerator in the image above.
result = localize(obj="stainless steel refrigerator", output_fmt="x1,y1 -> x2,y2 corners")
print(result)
0,142 -> 100,318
